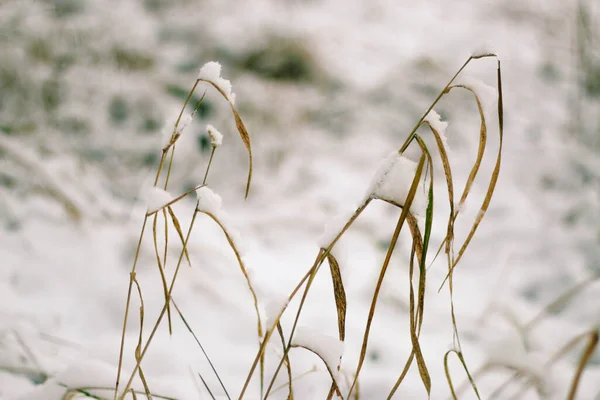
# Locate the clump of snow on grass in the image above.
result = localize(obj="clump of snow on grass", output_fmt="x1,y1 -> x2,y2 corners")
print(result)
454,76 -> 498,123
196,186 -> 222,214
145,187 -> 173,213
471,45 -> 494,58
317,206 -> 356,249
424,109 -> 449,150
264,292 -> 289,327
196,186 -> 248,256
161,113 -> 193,150
198,61 -> 236,105
220,215 -> 248,257
292,327 -> 344,385
365,151 -> 426,214
207,124 -> 223,147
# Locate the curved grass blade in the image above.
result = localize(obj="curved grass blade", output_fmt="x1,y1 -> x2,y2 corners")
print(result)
253,202 -> 371,400
152,214 -> 173,335
290,344 -> 343,398
276,323 -> 294,400
199,79 -> 253,199
567,330 -> 598,400
197,211 -> 265,394
444,349 -> 481,400
348,154 -> 427,398
325,251 -> 347,400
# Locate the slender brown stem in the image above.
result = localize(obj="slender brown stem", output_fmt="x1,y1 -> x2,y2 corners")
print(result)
260,201 -> 371,400
118,208 -> 200,398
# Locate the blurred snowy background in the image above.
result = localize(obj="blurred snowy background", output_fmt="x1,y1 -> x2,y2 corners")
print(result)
1,0 -> 599,398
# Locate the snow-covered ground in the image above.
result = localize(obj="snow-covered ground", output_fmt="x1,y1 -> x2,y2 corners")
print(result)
1,0 -> 599,399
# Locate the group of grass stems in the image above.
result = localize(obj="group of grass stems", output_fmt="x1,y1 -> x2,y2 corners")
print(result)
56,54 -> 598,400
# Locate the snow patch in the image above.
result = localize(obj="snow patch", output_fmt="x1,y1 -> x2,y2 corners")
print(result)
207,124 -> 223,147
292,327 -> 344,386
424,109 -> 449,150
196,186 -> 222,214
455,76 -> 498,123
195,186 -> 248,256
198,61 -> 236,104
145,187 -> 173,213
365,152 -> 426,214
264,292 -> 289,328
317,207 -> 356,249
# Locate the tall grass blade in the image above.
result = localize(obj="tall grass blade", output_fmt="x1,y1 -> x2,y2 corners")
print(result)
347,154 -> 427,398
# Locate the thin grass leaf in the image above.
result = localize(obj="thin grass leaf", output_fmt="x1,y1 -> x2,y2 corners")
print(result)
289,344 -> 343,398
398,54 -> 498,154
119,208 -> 201,398
198,211 -> 265,395
131,274 -> 153,400
62,386 -> 177,400
146,183 -> 207,217
409,241 -> 431,396
441,58 -> 504,287
413,136 -> 435,334
327,252 -> 347,341
172,300 -> 231,400
167,206 -> 192,267
444,349 -> 481,400
199,79 -> 253,199
257,202 -> 371,400
114,216 -> 150,400
276,323 -> 294,400
198,372 -> 217,400
325,252 -> 347,400
420,119 -> 455,262
348,154 -> 427,398
152,214 -> 173,335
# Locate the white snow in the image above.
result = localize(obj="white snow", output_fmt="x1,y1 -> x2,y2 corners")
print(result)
195,186 -> 222,214
206,124 -> 223,147
364,151 -> 426,214
424,109 -> 449,150
176,113 -> 193,135
17,359 -> 118,400
3,1 -> 599,399
292,327 -> 344,383
454,76 -> 498,123
145,187 -> 173,213
317,206 -> 357,249
264,292 -> 289,327
197,61 -> 236,105
195,186 -> 248,256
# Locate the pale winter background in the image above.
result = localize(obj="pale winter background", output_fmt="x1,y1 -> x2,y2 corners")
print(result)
1,0 -> 599,399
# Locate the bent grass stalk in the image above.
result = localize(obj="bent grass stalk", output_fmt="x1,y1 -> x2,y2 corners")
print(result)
113,55 -> 506,400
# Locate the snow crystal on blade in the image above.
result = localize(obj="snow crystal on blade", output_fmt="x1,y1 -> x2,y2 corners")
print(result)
195,186 -> 222,214
424,109 -> 449,150
206,124 -> 223,147
292,326 -> 344,378
146,187 -> 173,213
198,61 -> 236,105
365,152 -> 426,214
